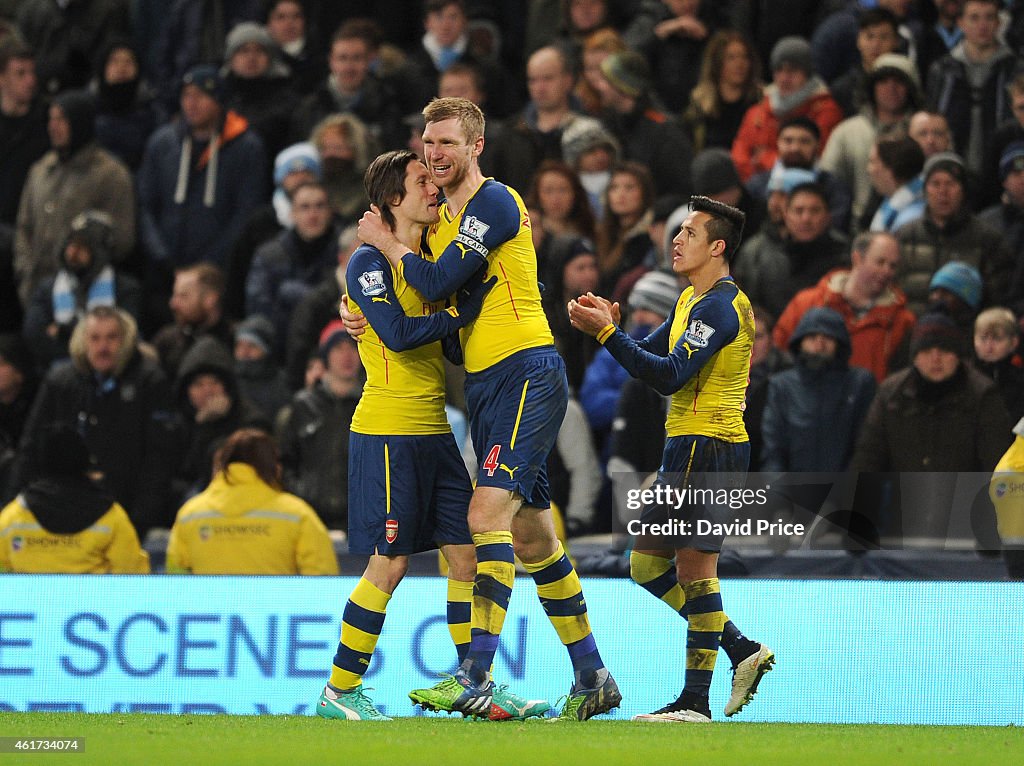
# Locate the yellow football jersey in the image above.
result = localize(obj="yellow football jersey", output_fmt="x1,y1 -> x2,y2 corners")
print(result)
426,179 -> 553,373
665,279 -> 754,441
346,244 -> 455,436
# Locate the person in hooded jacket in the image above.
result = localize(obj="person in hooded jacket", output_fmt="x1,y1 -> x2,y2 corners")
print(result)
92,39 -> 163,170
14,89 -> 135,308
22,211 -> 142,374
173,335 -> 268,505
760,307 -> 876,471
233,314 -> 291,423
137,64 -> 268,273
0,423 -> 149,574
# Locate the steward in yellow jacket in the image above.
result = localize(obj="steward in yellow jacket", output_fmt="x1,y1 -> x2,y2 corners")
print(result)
991,416 -> 1024,580
167,428 -> 338,575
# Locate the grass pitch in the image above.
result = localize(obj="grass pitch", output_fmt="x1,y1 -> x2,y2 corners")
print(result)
1,713 -> 1020,766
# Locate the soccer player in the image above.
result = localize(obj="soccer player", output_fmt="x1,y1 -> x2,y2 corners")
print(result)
355,98 -> 620,721
568,196 -> 775,722
316,150 -> 494,721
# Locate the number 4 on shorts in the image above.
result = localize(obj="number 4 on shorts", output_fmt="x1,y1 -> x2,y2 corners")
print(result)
482,445 -> 501,476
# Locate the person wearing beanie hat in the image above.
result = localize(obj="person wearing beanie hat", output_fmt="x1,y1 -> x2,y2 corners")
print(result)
22,209 -> 144,373
271,141 -> 322,227
626,270 -> 681,322
732,36 -> 841,182
820,49 -> 920,227
136,55 -> 267,271
588,49 -> 695,201
14,89 -> 136,309
571,195 -> 774,722
750,114 -> 853,232
894,147 -> 1016,316
233,314 -> 291,422
600,50 -> 651,99
978,141 -> 1024,266
222,21 -> 296,161
0,423 -> 150,574
770,36 -> 813,77
317,318 -> 356,362
929,261 -> 983,312
851,304 -> 1012,543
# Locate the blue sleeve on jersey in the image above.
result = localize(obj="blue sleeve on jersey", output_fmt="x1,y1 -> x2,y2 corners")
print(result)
602,293 -> 739,396
400,181 -> 521,302
347,247 -> 462,352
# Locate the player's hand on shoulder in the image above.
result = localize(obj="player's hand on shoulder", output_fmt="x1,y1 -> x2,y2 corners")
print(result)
357,206 -> 400,262
339,294 -> 368,337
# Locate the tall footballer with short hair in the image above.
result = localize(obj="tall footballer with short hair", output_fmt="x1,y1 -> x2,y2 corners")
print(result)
569,196 -> 775,722
357,98 -> 619,721
316,150 -> 492,721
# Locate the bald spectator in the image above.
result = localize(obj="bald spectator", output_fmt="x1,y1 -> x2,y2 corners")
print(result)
908,110 -> 953,158
732,36 -> 842,183
773,231 -> 916,381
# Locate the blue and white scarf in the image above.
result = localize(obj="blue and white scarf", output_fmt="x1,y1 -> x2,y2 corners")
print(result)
52,266 -> 116,326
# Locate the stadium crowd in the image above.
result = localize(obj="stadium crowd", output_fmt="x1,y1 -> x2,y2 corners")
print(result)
0,0 -> 1023,578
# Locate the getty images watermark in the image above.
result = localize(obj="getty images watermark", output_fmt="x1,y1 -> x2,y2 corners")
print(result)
609,471 -> 1009,551
622,483 -> 805,538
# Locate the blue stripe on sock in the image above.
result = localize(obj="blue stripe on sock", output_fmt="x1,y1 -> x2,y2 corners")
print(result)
528,554 -> 574,586
476,542 -> 515,564
446,601 -> 471,623
539,593 -> 587,617
333,644 -> 372,675
640,568 -> 679,599
687,630 -> 722,650
342,601 -> 386,634
566,633 -> 598,660
474,574 -> 513,609
686,592 -> 722,616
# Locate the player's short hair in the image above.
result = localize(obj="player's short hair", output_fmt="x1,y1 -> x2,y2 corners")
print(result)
423,96 -> 485,144
364,149 -> 420,231
974,307 -> 1019,338
214,428 -> 282,489
177,262 -> 226,297
690,195 -> 745,262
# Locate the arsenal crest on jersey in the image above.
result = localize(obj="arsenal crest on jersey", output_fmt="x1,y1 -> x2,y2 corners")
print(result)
385,519 -> 399,544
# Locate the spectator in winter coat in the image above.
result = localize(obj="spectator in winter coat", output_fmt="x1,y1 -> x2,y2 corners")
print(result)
773,231 -> 915,382
233,314 -> 291,423
10,307 -> 178,538
152,263 -> 234,380
761,307 -> 876,471
22,211 -> 142,374
731,36 -> 842,182
14,89 -> 135,308
137,64 -> 268,272
0,40 -> 49,227
277,321 -> 362,530
973,307 -> 1024,423
92,39 -> 162,170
